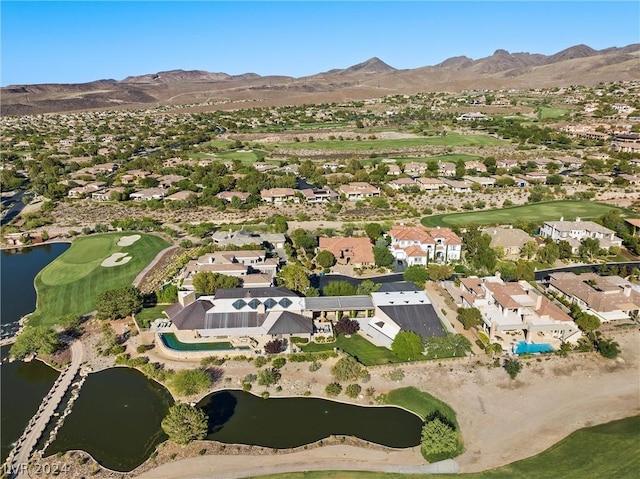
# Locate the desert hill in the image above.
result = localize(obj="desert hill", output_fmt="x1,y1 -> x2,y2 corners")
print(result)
2,43 -> 639,115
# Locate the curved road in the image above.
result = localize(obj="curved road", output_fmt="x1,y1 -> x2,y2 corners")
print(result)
8,339 -> 84,479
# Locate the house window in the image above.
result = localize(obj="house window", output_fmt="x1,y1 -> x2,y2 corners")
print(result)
232,299 -> 247,310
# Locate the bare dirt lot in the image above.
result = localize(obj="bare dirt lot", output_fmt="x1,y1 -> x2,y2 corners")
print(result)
133,328 -> 640,478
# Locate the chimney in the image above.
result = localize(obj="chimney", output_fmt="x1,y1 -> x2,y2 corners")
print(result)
535,292 -> 543,310
560,216 -> 564,221
576,217 -> 581,222
623,285 -> 631,297
178,290 -> 196,308
228,229 -> 232,239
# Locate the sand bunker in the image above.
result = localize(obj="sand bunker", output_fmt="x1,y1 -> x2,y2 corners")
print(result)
101,253 -> 132,267
117,234 -> 141,247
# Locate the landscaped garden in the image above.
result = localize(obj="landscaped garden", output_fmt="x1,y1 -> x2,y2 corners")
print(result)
421,200 -> 629,227
29,232 -> 169,327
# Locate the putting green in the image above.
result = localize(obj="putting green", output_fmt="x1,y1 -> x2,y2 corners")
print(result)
30,232 -> 170,327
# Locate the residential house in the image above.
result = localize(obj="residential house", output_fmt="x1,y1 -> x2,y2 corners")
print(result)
547,272 -> 640,322
211,229 -> 286,250
388,177 -> 418,190
388,224 -> 462,265
457,112 -> 491,121
520,171 -> 548,183
157,175 -> 186,189
91,187 -> 125,202
129,188 -> 167,201
300,188 -> 339,203
441,178 -> 473,192
165,191 -> 200,202
540,218 -> 623,253
404,162 -> 429,177
386,164 -> 402,176
459,275 -> 580,344
260,188 -> 298,203
464,176 -> 495,188
217,191 -> 251,203
338,182 -> 381,200
416,177 -> 444,191
68,182 -> 106,199
483,226 -> 534,258
465,161 -> 487,173
318,237 -> 375,267
438,162 -> 457,177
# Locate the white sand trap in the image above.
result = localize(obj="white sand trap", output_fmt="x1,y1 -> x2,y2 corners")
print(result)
101,253 -> 132,267
117,234 -> 141,247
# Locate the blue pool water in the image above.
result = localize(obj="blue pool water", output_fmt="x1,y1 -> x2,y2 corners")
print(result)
514,341 -> 554,354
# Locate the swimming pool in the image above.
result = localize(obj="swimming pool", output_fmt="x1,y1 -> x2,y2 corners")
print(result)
514,341 -> 554,354
160,333 -> 251,352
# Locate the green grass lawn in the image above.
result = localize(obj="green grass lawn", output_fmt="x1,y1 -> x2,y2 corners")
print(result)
536,106 -> 570,120
422,201 -> 627,227
134,304 -> 170,329
275,133 -> 504,151
301,334 -> 405,366
29,233 -> 169,327
362,154 -> 483,166
251,416 -> 640,479
383,387 -> 458,427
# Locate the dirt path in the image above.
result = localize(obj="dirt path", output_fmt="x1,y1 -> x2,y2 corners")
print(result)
135,328 -> 639,478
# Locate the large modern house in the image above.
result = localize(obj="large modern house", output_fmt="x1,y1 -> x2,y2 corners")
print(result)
318,237 -> 375,267
388,225 -> 462,265
156,284 -> 446,354
547,272 -> 640,322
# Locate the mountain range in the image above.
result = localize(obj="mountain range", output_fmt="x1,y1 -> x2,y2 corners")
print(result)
2,44 -> 639,115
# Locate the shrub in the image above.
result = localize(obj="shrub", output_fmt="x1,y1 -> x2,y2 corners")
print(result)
136,344 -> 154,354
257,368 -> 281,386
309,361 -> 322,372
331,356 -> 366,382
264,339 -> 284,354
161,403 -> 208,445
334,317 -> 360,335
170,368 -> 212,396
386,369 -> 405,382
272,357 -> 286,369
420,417 -> 459,461
345,383 -> 362,398
325,382 -> 342,397
503,358 -> 522,379
254,356 -> 268,368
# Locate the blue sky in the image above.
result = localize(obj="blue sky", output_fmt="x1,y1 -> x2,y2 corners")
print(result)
2,1 -> 639,86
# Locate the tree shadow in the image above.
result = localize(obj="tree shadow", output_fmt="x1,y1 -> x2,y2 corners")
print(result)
200,391 -> 237,434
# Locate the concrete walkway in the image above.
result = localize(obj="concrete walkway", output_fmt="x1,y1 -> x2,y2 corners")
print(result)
132,246 -> 178,287
6,340 -> 84,479
136,446 -> 459,479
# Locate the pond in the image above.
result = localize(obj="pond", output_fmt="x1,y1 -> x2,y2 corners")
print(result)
44,367 -> 174,472
1,243 -> 70,336
0,347 -> 59,463
198,389 -> 423,449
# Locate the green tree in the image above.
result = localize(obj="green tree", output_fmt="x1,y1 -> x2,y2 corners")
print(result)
391,331 -> 424,360
161,403 -> 209,445
323,280 -> 357,296
277,265 -> 310,293
420,418 -> 459,461
170,369 -> 213,396
520,241 -> 538,260
579,237 -> 601,261
356,280 -> 381,295
364,223 -> 383,242
373,245 -> 394,267
425,334 -> 472,358
403,265 -> 430,286
192,272 -> 241,295
575,312 -> 601,332
331,356 -> 366,382
503,358 -> 522,379
96,286 -> 143,320
157,284 -> 179,303
457,308 -> 482,330
316,250 -> 336,269
454,159 -> 466,180
428,264 -> 454,282
596,337 -> 620,359
272,215 -> 288,233
10,327 -> 61,359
